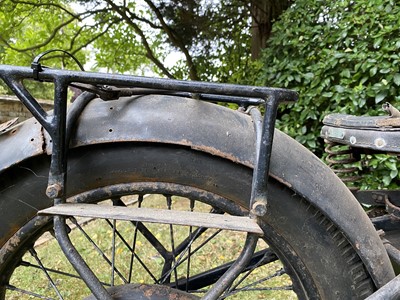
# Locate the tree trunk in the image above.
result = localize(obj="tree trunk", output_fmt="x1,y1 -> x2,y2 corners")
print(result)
250,0 -> 293,60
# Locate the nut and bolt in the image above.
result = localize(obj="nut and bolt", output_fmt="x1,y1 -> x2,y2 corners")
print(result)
46,183 -> 63,199
251,200 -> 267,217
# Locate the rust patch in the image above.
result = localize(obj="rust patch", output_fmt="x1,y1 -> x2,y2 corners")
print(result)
189,143 -> 253,168
0,231 -> 21,264
0,117 -> 19,133
0,118 -> 47,172
0,216 -> 49,264
269,173 -> 292,188
376,117 -> 400,128
85,284 -> 199,300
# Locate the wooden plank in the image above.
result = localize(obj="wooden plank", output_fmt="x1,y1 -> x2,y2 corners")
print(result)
38,204 -> 263,234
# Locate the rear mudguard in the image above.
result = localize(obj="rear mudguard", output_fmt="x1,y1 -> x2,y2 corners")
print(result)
0,95 -> 395,288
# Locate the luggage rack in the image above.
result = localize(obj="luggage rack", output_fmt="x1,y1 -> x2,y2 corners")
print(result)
0,63 -> 298,299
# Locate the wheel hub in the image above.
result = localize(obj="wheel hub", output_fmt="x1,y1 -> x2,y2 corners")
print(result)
84,284 -> 200,300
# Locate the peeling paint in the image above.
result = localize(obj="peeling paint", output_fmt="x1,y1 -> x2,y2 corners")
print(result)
0,118 -> 46,173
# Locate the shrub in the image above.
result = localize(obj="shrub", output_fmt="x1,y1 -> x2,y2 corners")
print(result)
260,0 -> 400,188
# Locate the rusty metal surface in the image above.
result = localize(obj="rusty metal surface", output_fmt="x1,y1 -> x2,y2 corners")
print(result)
323,113 -> 400,130
0,95 -> 395,288
0,117 -> 18,133
84,284 -> 200,300
0,117 -> 47,172
385,196 -> 400,220
352,190 -> 400,207
321,125 -> 400,153
69,95 -> 256,167
376,117 -> 400,127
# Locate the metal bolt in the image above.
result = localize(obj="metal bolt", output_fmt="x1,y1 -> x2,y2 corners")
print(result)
251,201 -> 267,217
375,138 -> 386,148
46,183 -> 62,199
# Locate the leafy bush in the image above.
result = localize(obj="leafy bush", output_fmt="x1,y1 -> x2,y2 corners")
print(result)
259,0 -> 400,188
261,0 -> 400,149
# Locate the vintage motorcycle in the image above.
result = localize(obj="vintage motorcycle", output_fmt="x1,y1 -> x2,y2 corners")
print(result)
0,53 -> 398,299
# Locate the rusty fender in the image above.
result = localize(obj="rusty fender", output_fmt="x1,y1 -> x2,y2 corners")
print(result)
0,94 -> 394,288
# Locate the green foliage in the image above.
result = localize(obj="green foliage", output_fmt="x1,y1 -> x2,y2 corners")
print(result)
0,0 -> 91,99
0,1 -> 87,68
94,0 -> 255,82
261,0 -> 400,149
259,0 -> 400,188
361,154 -> 400,189
0,0 -> 265,83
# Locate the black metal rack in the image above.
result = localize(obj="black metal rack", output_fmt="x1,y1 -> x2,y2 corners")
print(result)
0,64 -> 298,299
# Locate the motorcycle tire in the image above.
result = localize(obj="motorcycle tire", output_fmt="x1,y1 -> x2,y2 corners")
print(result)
0,143 -> 375,299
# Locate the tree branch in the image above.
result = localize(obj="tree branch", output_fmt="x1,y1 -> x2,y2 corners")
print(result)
0,15 -> 77,52
104,0 -> 175,79
10,0 -> 77,18
70,22 -> 119,55
143,0 -> 199,80
125,10 -> 163,30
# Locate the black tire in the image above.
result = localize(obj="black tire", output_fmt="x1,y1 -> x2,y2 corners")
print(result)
0,143 -> 375,299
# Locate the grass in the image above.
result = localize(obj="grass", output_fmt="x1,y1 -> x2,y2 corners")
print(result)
6,194 -> 296,299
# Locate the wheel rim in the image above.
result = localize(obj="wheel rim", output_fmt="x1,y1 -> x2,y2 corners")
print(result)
1,182 -> 305,299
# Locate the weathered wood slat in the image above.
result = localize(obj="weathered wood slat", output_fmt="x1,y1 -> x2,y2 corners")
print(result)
38,204 -> 263,234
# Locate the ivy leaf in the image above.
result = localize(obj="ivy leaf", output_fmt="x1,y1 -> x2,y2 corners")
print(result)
340,69 -> 351,78
385,160 -> 398,171
370,66 -> 378,77
303,72 -> 314,80
307,139 -> 316,148
374,37 -> 383,49
383,176 -> 392,186
322,92 -> 333,97
375,91 -> 388,103
334,85 -> 345,93
390,169 -> 398,179
394,73 -> 400,86
380,68 -> 391,74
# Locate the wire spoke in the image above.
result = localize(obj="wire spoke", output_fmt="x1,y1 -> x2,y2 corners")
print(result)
19,260 -> 94,283
186,199 -> 195,292
163,229 -> 222,287
226,247 -> 278,293
103,218 -> 159,283
128,194 -> 143,283
6,284 -> 54,300
29,248 -> 64,300
162,207 -> 226,282
111,219 -> 117,286
69,217 -> 128,284
174,207 -> 224,256
114,197 -> 170,259
223,268 -> 289,298
162,195 -> 179,284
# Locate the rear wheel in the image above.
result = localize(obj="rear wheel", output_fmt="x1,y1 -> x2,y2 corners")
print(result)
0,144 -> 375,299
